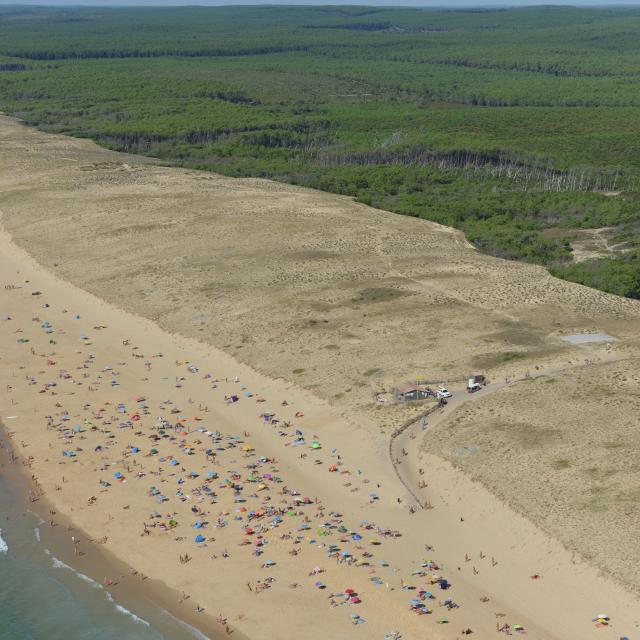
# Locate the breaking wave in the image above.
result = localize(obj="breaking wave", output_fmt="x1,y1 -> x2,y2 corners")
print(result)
0,529 -> 8,554
50,555 -> 73,571
161,608 -> 211,640
49,554 -> 101,588
114,604 -> 151,626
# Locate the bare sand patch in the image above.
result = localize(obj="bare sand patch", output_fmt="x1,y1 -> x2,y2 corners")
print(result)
422,360 -> 640,591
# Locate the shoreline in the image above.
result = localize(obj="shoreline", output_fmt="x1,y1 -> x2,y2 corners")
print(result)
0,419 -> 236,640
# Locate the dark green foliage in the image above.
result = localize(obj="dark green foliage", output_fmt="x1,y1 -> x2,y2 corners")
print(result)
2,5 -> 640,296
551,252 -> 640,299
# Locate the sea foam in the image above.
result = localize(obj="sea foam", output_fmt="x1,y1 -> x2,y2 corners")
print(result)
161,608 -> 211,640
114,604 -> 151,627
50,555 -> 73,571
76,571 -> 102,588
27,509 -> 45,525
0,529 -> 8,554
49,554 -> 102,588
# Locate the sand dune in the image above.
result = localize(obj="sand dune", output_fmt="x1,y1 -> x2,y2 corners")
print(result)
423,359 -> 640,591
2,115 -> 639,430
1,115 -> 640,639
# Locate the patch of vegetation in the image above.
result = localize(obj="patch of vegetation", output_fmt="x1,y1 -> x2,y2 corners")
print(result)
550,250 -> 640,299
352,288 -> 411,304
3,5 -> 640,297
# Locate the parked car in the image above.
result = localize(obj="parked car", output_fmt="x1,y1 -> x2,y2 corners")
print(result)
437,387 -> 452,398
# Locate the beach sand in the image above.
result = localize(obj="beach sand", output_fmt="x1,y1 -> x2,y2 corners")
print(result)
0,434 -> 230,640
421,360 -> 640,592
1,115 -> 640,639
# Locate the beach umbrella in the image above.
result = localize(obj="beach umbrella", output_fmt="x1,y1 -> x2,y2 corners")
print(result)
195,534 -> 205,543
114,472 -> 123,479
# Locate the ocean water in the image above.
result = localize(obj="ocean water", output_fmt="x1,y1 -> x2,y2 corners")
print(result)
0,474 -> 209,640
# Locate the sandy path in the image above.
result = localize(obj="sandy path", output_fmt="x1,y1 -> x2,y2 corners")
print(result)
1,217 -> 639,640
391,371 -> 639,639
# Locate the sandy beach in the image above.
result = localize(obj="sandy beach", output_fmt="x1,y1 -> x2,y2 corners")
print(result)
2,205 -> 640,640
1,116 -> 640,639
0,433 -> 230,640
